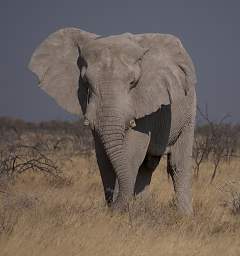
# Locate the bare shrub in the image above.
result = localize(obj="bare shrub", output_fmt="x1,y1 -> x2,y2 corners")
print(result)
193,106 -> 240,182
0,144 -> 61,181
193,125 -> 212,178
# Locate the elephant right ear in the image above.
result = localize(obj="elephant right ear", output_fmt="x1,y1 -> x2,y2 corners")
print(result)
28,28 -> 98,115
129,33 -> 197,120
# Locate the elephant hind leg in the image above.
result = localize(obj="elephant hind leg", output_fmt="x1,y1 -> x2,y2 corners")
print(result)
134,154 -> 161,195
167,125 -> 194,215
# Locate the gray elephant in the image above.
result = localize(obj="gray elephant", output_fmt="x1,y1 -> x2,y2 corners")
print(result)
29,28 -> 197,215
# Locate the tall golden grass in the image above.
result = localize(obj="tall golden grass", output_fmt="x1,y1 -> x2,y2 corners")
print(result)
0,152 -> 240,256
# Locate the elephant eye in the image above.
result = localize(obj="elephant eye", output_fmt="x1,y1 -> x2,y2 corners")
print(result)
129,79 -> 137,90
128,62 -> 141,91
129,71 -> 138,90
130,79 -> 135,86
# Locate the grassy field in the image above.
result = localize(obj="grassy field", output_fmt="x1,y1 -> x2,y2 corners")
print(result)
0,150 -> 240,256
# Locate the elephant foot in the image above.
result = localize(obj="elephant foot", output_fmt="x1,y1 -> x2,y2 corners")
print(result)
178,204 -> 193,216
110,194 -> 132,213
111,202 -> 129,213
175,195 -> 193,216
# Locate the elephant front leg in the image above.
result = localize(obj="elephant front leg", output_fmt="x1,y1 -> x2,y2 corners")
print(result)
94,134 -> 116,205
167,125 -> 194,215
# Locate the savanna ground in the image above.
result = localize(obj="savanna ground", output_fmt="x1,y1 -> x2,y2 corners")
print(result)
0,118 -> 240,256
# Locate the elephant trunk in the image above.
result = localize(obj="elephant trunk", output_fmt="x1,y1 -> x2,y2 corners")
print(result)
97,104 -> 133,208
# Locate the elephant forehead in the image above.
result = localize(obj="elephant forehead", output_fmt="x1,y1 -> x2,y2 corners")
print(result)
92,35 -> 135,48
82,36 -> 142,62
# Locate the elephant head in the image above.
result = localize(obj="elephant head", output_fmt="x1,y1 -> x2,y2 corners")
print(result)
29,28 -> 196,208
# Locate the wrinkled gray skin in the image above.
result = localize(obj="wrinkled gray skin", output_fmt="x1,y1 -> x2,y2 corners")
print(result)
29,28 -> 197,215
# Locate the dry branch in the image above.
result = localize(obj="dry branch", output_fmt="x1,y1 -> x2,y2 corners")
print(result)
0,144 -> 61,180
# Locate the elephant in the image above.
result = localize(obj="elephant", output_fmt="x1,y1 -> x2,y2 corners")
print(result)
28,27 -> 197,215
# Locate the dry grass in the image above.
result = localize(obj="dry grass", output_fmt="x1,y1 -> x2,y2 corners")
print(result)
0,152 -> 240,256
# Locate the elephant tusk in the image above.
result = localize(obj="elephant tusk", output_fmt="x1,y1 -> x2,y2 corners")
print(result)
129,119 -> 136,128
83,118 -> 90,126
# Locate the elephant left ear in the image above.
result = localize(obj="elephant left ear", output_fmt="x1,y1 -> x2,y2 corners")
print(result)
129,33 -> 197,119
28,28 -> 98,115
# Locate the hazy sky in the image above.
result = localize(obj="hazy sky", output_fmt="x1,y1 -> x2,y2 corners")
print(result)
0,0 -> 239,122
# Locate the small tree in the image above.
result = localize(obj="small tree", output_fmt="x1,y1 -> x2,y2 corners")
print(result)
193,126 -> 212,178
193,105 -> 214,179
194,106 -> 239,183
